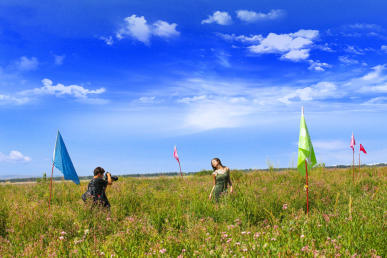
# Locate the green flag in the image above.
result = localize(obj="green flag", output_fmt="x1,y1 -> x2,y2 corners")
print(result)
297,107 -> 317,175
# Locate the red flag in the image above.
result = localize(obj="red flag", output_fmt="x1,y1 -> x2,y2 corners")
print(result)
360,144 -> 367,154
173,146 -> 180,164
173,146 -> 183,178
350,133 -> 355,150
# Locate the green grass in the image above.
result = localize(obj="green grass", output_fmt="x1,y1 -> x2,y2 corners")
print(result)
0,167 -> 386,257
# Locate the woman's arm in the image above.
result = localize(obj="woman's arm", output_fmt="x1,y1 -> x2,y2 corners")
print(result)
208,173 -> 216,200
106,172 -> 113,185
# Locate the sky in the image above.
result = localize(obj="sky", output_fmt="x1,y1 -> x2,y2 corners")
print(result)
1,0 -> 387,178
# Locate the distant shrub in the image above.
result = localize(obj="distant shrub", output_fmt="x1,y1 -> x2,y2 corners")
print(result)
194,169 -> 213,176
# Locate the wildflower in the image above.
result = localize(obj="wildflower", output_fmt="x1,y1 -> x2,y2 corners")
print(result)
159,249 -> 166,254
271,237 -> 276,241
300,234 -> 305,238
273,225 -> 279,230
323,214 -> 330,222
241,231 -> 246,235
282,203 -> 288,210
181,249 -> 186,253
60,231 -> 66,235
254,232 -> 260,239
106,217 -> 111,221
100,251 -> 105,256
222,233 -> 228,238
242,248 -> 248,252
177,255 -> 183,258
247,231 -> 251,235
235,242 -> 241,246
59,236 -> 64,241
226,238 -> 232,243
301,246 -> 309,252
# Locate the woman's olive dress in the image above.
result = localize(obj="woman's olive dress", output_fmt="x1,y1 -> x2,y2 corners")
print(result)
213,168 -> 230,202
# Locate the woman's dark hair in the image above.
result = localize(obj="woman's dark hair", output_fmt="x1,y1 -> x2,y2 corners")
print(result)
94,167 -> 105,176
211,158 -> 224,171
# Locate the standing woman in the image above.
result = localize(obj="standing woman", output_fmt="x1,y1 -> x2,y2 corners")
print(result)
209,158 -> 233,202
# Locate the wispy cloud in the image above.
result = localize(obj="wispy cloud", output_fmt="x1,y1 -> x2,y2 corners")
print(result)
21,78 -> 105,99
236,9 -> 285,23
114,15 -> 179,45
201,11 -> 232,25
54,55 -> 65,66
14,56 -> 39,71
0,150 -> 31,163
248,29 -> 319,61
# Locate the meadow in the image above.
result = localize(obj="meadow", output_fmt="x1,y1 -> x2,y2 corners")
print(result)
0,167 -> 385,257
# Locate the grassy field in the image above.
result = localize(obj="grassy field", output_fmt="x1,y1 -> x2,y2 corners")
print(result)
0,167 -> 386,257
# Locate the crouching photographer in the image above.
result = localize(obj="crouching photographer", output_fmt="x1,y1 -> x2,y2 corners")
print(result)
82,167 -> 118,209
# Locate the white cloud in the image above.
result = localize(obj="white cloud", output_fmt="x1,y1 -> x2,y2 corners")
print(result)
0,150 -> 31,163
338,56 -> 359,65
115,15 -> 179,44
347,23 -> 382,30
216,33 -> 263,43
138,96 -> 157,103
279,82 -> 338,104
100,36 -> 114,46
361,65 -> 385,81
281,49 -> 310,61
54,55 -> 65,66
152,20 -> 180,38
364,96 -> 387,104
201,11 -> 232,25
177,95 -> 207,103
308,60 -> 331,71
381,45 -> 387,53
236,9 -> 285,22
0,94 -> 29,105
215,51 -> 231,67
22,78 -> 106,99
117,15 -> 151,44
75,64 -> 387,134
15,56 -> 39,71
248,29 -> 319,61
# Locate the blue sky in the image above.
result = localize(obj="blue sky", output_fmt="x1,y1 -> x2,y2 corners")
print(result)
1,0 -> 387,178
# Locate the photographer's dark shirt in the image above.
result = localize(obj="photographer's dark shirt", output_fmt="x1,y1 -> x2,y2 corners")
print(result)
87,178 -> 110,207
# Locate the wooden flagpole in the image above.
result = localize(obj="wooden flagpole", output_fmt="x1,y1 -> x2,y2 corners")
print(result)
178,162 -> 183,178
305,160 -> 309,215
48,163 -> 54,210
352,148 -> 355,182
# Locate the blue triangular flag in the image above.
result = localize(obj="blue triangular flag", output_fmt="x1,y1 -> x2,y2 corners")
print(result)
53,131 -> 80,184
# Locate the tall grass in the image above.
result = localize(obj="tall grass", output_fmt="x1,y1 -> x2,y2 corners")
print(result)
0,167 -> 385,257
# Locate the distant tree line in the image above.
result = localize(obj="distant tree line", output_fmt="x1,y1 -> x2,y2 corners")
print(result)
1,164 -> 386,183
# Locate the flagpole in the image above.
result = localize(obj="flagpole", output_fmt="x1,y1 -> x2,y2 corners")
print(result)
48,162 -> 54,210
305,160 -> 309,215
178,162 -> 183,178
352,148 -> 355,182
